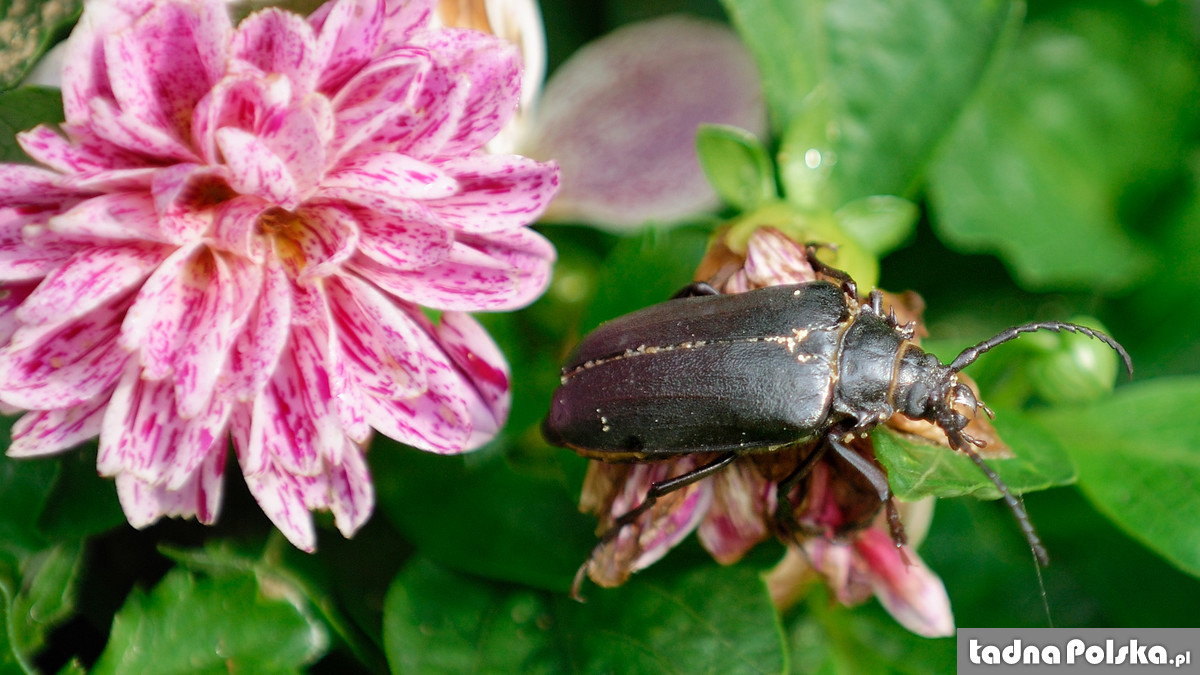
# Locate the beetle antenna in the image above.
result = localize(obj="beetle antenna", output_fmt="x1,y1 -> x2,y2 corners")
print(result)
960,444 -> 1050,567
949,321 -> 1133,378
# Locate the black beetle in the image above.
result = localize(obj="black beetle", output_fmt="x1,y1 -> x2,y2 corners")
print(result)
544,248 -> 1132,587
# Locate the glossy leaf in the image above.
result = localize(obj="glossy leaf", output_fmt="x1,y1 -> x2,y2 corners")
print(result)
696,123 -> 777,211
384,557 -> 787,674
1033,378 -> 1200,578
0,1 -> 81,90
724,0 -> 1017,204
873,411 -> 1075,502
91,568 -> 327,674
373,442 -> 596,592
0,87 -> 65,163
928,3 -> 1195,289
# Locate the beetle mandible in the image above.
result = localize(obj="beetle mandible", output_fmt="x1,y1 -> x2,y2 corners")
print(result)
543,246 -> 1133,589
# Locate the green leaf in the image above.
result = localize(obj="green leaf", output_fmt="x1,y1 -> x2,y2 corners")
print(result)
383,558 -> 787,674
555,564 -> 787,674
36,446 -> 124,540
0,87 -> 64,163
788,586 -> 956,675
0,1 -> 81,90
373,443 -> 595,592
696,123 -> 777,210
91,568 -> 327,675
834,195 -> 919,257
1032,378 -> 1200,578
724,0 -> 1017,204
383,558 -> 559,673
873,410 -> 1075,502
929,2 -> 1195,289
580,225 -> 712,334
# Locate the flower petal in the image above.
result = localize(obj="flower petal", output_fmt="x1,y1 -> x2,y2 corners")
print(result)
16,241 -> 169,328
216,127 -> 300,209
8,398 -> 107,457
238,456 -> 316,551
0,295 -> 132,409
115,441 -> 226,527
325,441 -> 373,537
312,0 -> 385,94
433,311 -> 510,442
320,152 -> 457,210
48,192 -> 174,243
229,256 -> 290,400
353,204 -> 452,270
697,461 -> 773,564
855,530 -> 955,638
230,9 -> 320,92
429,154 -> 559,233
326,274 -> 427,401
106,1 -> 228,144
350,227 -> 553,311
419,28 -> 521,157
530,16 -> 766,228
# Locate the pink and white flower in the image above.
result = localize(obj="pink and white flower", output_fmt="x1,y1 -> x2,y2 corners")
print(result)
0,0 -> 558,550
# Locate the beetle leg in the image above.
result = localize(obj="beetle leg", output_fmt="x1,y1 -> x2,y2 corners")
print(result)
670,281 -> 721,299
803,243 -> 860,302
772,444 -> 829,536
826,434 -> 907,549
572,452 -> 739,600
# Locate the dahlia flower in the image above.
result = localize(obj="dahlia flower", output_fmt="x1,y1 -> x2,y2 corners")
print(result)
0,0 -> 559,551
576,227 -> 958,637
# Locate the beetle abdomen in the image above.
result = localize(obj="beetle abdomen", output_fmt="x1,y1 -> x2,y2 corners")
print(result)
544,283 -> 850,456
563,281 -> 849,367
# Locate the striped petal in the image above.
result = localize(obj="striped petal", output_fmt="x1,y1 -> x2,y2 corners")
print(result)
429,154 -> 559,233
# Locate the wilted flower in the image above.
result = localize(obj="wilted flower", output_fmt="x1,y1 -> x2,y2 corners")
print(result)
576,227 -> 1000,637
0,0 -> 558,550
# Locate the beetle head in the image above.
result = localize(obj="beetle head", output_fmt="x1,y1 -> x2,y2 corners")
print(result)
894,347 -> 991,451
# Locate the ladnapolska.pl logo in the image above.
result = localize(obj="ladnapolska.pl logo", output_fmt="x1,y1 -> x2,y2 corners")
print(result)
958,629 -> 1200,672
969,638 -> 1190,666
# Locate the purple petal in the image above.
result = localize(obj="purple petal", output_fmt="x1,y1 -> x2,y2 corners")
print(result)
211,195 -> 271,262
0,281 -> 37,343
429,154 -> 559,233
0,209 -> 86,281
87,97 -> 200,162
17,125 -> 147,175
171,251 -> 239,418
283,203 -> 359,279
358,323 -> 473,453
855,531 -> 955,638
244,325 -> 340,477
238,456 -> 316,551
325,441 -> 373,537
192,74 -> 291,166
433,311 -> 510,433
118,242 -> 202,379
377,0 -> 433,48
59,0 -> 158,125
150,163 -> 236,242
8,398 -> 107,457
529,16 -> 766,227
0,165 -> 76,207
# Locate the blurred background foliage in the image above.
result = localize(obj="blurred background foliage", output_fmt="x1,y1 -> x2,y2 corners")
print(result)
2,0 -> 1199,672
